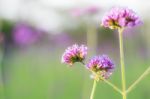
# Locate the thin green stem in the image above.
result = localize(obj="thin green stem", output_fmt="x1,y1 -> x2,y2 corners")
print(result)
118,28 -> 127,99
126,66 -> 150,93
91,71 -> 122,94
90,80 -> 97,99
101,77 -> 122,94
82,21 -> 97,99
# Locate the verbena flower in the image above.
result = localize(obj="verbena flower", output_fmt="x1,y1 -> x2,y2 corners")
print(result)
101,7 -> 142,29
61,44 -> 88,65
87,55 -> 115,79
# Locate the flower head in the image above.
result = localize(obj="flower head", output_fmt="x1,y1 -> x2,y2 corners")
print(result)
61,44 -> 87,65
87,55 -> 115,79
101,7 -> 142,29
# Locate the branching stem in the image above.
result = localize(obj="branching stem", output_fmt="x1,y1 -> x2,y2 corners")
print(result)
126,66 -> 150,93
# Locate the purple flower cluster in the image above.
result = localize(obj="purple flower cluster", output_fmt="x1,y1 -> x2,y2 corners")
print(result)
101,7 -> 142,29
61,7 -> 142,80
61,44 -> 115,79
87,55 -> 115,79
61,44 -> 87,65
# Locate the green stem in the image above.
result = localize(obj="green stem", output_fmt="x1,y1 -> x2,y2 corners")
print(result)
126,66 -> 150,93
82,20 -> 97,99
118,28 -> 127,99
91,71 -> 122,94
90,80 -> 97,99
101,77 -> 122,94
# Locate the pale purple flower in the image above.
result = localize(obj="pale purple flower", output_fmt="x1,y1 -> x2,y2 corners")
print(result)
50,33 -> 72,46
61,44 -> 87,65
84,6 -> 99,15
70,5 -> 100,17
101,7 -> 142,29
70,8 -> 83,17
13,23 -> 42,46
87,55 -> 115,79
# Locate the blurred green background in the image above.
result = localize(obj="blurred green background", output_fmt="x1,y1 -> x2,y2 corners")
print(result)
0,0 -> 150,99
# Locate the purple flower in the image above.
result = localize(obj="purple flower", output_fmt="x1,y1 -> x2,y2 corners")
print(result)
87,55 -> 115,79
13,23 -> 42,46
61,44 -> 88,65
101,7 -> 142,29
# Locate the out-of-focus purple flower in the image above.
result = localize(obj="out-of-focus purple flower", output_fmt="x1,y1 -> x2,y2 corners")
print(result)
70,8 -> 83,17
70,5 -> 100,17
101,7 -> 142,29
0,33 -> 4,44
13,23 -> 42,46
50,33 -> 72,46
84,6 -> 100,15
87,55 -> 115,79
61,44 -> 88,65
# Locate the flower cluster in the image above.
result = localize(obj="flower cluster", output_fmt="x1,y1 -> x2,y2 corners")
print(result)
87,55 -> 114,79
61,44 -> 114,79
61,7 -> 143,99
61,44 -> 87,65
101,7 -> 142,29
61,7 -> 142,80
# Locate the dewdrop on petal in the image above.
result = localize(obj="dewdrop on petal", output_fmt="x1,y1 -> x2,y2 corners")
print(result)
61,44 -> 87,65
87,55 -> 115,79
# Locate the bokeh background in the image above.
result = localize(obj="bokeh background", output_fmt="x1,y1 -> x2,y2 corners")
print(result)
0,0 -> 150,99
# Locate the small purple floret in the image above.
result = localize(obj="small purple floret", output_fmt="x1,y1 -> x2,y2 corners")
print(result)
61,44 -> 87,65
87,55 -> 115,79
101,7 -> 142,29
